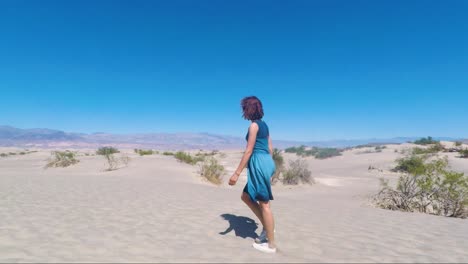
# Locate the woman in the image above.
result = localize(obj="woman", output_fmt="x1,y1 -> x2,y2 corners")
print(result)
229,96 -> 277,254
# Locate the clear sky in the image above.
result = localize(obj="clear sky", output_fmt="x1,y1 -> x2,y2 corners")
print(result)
1,0 -> 467,141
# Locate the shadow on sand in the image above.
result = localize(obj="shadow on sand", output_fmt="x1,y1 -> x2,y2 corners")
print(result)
219,213 -> 259,239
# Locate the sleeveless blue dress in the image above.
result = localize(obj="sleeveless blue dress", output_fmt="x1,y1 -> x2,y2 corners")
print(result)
243,120 -> 276,202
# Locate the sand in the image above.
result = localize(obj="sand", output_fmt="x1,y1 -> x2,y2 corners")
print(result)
1,144 -> 468,263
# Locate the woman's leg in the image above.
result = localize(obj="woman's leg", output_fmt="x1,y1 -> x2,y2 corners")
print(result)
259,200 -> 276,248
241,192 -> 265,227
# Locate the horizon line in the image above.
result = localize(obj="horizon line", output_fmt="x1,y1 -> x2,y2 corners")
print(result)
1,124 -> 465,143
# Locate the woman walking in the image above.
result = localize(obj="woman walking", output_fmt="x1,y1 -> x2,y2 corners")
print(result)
229,96 -> 277,254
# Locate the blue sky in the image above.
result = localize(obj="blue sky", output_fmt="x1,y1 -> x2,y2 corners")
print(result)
1,0 -> 467,141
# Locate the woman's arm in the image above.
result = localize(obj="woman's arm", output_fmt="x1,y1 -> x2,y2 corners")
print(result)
228,123 -> 259,186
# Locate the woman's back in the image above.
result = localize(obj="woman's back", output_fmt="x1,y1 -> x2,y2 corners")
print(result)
246,120 -> 270,154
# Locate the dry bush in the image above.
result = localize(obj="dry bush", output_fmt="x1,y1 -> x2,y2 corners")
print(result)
414,136 -> 439,145
120,154 -> 131,167
374,155 -> 468,218
199,157 -> 224,185
101,153 -> 130,171
282,159 -> 314,185
271,148 -> 284,185
460,149 -> 468,158
175,151 -> 204,165
136,149 -> 154,156
104,153 -> 119,171
96,146 -> 119,155
45,151 -> 79,168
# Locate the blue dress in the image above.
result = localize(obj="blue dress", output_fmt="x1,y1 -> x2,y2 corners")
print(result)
243,120 -> 276,202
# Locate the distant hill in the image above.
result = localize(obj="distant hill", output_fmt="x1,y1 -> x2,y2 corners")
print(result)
0,125 -> 462,150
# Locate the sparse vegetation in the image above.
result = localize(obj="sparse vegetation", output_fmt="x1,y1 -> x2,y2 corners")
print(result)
136,149 -> 155,156
411,142 -> 445,155
120,154 -> 131,167
195,150 -> 218,158
103,152 -> 119,171
271,148 -> 284,185
375,145 -> 387,152
414,136 -> 439,145
285,145 -> 342,159
282,159 -> 314,185
199,157 -> 224,185
45,151 -> 79,168
455,141 -> 463,147
0,150 -> 38,157
95,147 -> 129,171
96,147 -> 120,156
460,149 -> 468,159
375,155 -> 468,218
163,151 -> 174,156
392,154 -> 427,174
175,151 -> 205,165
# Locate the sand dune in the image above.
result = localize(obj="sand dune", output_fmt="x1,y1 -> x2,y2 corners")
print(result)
1,145 -> 468,262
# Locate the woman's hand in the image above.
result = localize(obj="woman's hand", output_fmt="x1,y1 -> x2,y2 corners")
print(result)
229,172 -> 240,186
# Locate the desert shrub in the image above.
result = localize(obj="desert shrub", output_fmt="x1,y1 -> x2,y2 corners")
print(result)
137,149 -> 154,156
354,144 -> 375,149
103,152 -> 119,171
195,151 -> 217,159
162,151 -> 174,156
285,145 -> 315,157
455,141 -> 463,147
134,149 -> 138,153
428,142 -> 445,153
175,151 -> 204,165
414,136 -> 439,145
199,157 -> 224,185
45,151 -> 79,168
411,143 -> 444,155
0,153 -> 8,157
282,159 -> 314,185
285,145 -> 342,159
271,148 -> 284,184
120,154 -> 131,167
392,154 -> 427,174
96,146 -> 119,156
101,153 -> 130,171
19,152 -> 26,155
95,147 -> 127,171
460,149 -> 468,158
411,147 -> 427,155
374,145 -> 387,152
218,152 -> 227,158
315,148 -> 342,159
375,156 -> 468,218
9,152 -> 16,155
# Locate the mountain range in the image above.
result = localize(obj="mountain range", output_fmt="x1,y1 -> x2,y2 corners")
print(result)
0,125 -> 463,150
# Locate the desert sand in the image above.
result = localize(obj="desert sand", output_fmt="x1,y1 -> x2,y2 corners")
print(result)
1,143 -> 468,263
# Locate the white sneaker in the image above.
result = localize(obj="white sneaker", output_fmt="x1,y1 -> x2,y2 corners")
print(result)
254,228 -> 275,244
252,242 -> 277,254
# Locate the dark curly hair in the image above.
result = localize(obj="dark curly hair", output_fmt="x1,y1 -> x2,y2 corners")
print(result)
241,96 -> 264,121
